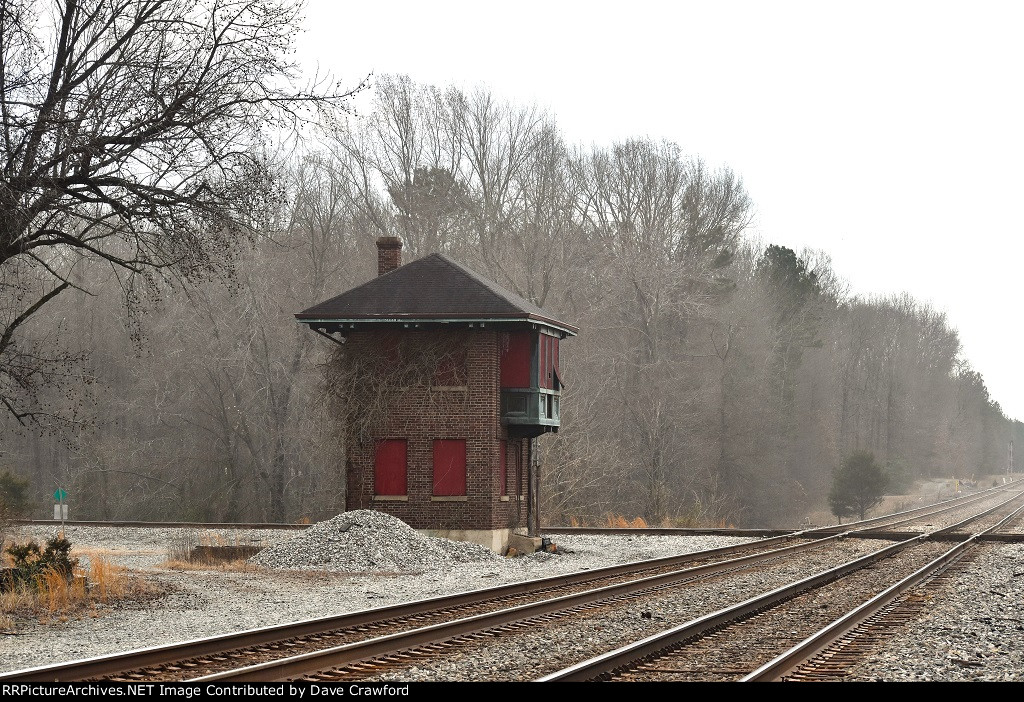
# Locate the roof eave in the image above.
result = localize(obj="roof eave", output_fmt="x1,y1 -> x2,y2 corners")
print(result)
295,314 -> 578,337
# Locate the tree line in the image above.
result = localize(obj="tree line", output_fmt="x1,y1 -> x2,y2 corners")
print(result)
2,66 -> 1020,526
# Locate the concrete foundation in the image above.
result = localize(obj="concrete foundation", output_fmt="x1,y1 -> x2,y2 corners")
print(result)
421,528 -> 514,554
419,528 -> 546,555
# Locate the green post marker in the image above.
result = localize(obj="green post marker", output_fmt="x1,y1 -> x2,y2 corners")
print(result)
53,488 -> 68,528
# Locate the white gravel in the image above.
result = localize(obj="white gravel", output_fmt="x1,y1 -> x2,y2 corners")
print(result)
846,543 -> 1024,682
0,520 -> 751,674
2,515 -> 1022,681
250,510 -> 501,573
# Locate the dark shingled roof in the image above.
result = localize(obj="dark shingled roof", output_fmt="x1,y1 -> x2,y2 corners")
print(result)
295,253 -> 578,335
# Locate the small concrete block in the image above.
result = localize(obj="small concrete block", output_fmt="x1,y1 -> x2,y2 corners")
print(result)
507,533 -> 542,554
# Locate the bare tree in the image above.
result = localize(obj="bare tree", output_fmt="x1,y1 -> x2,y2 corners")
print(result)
4,67 -> 1022,528
557,139 -> 752,524
0,0 -> 364,423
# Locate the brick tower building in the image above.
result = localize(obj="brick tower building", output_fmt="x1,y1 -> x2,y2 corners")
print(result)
295,238 -> 577,552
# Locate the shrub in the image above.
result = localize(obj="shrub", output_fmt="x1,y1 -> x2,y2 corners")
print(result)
2,535 -> 78,591
829,451 -> 888,522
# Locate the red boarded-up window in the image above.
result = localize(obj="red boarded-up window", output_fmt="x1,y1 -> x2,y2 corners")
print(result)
539,335 -> 547,389
433,439 -> 467,496
553,337 -> 560,389
538,334 -> 559,390
375,439 -> 407,495
499,440 -> 507,496
548,334 -> 555,388
500,331 -> 533,388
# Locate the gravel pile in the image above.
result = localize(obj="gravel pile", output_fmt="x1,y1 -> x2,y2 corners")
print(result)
249,510 -> 500,573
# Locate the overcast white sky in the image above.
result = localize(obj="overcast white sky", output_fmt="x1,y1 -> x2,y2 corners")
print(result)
297,0 -> 1024,419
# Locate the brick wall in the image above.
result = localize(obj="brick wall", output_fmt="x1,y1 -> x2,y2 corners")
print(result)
341,328 -> 530,531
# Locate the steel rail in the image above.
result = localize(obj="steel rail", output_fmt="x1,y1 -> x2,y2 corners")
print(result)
929,490 -> 1024,536
0,531 -> 803,682
801,482 -> 1016,534
533,535 -> 930,681
4,489 -> 1017,682
13,479 -> 1017,534
544,482 -> 1016,538
535,494 -> 1024,682
740,501 -> 1024,682
187,531 -> 868,682
196,487 -> 1018,683
12,519 -> 310,530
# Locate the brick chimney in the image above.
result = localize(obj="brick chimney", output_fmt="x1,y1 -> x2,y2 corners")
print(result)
376,236 -> 403,276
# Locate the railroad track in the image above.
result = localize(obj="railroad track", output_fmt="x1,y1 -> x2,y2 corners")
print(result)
13,479 -> 1018,537
545,481 -> 1021,538
539,498 -> 1024,682
0,530 -> 860,681
3,487 -> 1021,682
199,489 -> 1024,682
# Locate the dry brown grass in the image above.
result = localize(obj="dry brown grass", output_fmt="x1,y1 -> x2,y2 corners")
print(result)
157,558 -> 261,572
0,556 -> 157,632
38,568 -> 72,612
0,588 -> 34,620
563,513 -> 733,529
602,514 -> 650,528
89,558 -> 127,602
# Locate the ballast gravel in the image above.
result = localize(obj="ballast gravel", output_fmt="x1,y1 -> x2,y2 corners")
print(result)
0,520 -> 750,674
362,538 -> 891,682
845,543 -> 1024,682
2,513 -> 1023,682
249,510 -> 500,573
